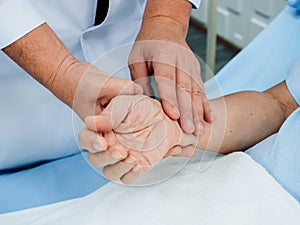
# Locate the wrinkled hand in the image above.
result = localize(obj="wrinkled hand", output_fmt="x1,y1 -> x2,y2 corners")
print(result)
129,17 -> 212,136
80,95 -> 197,184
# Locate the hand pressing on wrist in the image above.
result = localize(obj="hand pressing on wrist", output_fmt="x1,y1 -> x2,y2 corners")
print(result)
80,95 -> 197,185
56,61 -> 144,119
129,12 -> 212,136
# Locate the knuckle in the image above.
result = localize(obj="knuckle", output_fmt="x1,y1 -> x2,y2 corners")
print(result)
194,104 -> 204,117
192,88 -> 205,96
121,176 -> 133,185
102,168 -> 112,180
155,71 -> 175,81
103,167 -> 120,181
78,131 -> 86,146
177,80 -> 192,93
196,106 -> 204,115
178,86 -> 193,95
180,106 -> 193,116
193,103 -> 203,114
88,154 -> 99,167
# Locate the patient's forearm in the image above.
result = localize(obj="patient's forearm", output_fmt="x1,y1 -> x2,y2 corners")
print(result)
196,82 -> 298,153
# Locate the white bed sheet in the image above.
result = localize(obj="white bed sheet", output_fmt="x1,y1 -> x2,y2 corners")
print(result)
1,152 -> 299,225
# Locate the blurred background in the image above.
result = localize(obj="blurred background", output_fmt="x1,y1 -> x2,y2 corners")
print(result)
187,0 -> 286,73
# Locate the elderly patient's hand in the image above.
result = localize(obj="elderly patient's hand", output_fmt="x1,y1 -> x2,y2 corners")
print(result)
80,95 -> 197,184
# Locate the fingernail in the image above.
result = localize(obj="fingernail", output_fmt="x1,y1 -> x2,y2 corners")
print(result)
186,119 -> 195,132
111,151 -> 124,160
197,122 -> 204,135
93,143 -> 104,152
173,106 -> 180,117
132,166 -> 140,173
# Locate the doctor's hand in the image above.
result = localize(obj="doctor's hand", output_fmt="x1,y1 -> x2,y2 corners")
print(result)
80,95 -> 197,184
129,0 -> 212,136
63,62 -> 144,119
3,23 -> 143,120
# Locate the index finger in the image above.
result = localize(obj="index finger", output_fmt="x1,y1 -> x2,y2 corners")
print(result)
153,61 -> 180,120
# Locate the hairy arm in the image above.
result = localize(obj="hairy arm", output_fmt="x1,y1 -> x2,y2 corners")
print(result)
3,23 -> 78,107
2,23 -> 142,119
142,0 -> 192,36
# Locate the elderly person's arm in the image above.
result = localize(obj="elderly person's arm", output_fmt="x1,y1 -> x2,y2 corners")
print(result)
80,81 -> 298,184
2,23 -> 142,119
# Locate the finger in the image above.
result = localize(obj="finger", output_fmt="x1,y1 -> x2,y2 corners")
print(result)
170,145 -> 196,158
79,128 -> 108,153
191,58 -> 212,125
111,78 -> 144,96
99,77 -> 143,107
129,61 -> 155,97
164,146 -> 183,158
191,79 -> 205,136
85,96 -> 132,132
85,115 -> 113,133
120,165 -> 151,185
102,155 -> 137,181
128,45 -> 154,96
88,144 -> 128,168
203,96 -> 213,122
153,62 -> 180,120
176,68 -> 195,134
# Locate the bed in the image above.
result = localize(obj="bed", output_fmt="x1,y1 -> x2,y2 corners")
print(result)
0,6 -> 300,217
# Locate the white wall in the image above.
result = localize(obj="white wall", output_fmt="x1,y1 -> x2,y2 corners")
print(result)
191,0 -> 286,48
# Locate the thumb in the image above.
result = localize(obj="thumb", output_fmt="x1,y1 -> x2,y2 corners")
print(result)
85,114 -> 113,133
103,77 -> 143,100
85,95 -> 135,133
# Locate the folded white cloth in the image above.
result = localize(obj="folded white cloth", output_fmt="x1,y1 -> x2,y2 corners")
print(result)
1,152 -> 300,225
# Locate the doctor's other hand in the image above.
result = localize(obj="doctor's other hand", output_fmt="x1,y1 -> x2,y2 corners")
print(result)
80,95 -> 197,184
64,62 -> 143,119
129,0 -> 212,136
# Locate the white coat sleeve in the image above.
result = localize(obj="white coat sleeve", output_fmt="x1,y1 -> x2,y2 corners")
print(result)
0,0 -> 46,49
188,0 -> 202,9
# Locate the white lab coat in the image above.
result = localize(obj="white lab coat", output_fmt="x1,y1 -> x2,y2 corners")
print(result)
0,0 -> 201,170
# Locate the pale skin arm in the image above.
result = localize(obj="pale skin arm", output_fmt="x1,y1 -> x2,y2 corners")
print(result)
2,23 -> 142,119
80,81 -> 298,184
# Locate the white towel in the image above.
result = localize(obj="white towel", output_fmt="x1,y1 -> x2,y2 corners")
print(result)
1,152 -> 300,225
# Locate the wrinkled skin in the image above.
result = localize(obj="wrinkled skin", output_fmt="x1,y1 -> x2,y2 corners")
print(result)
82,95 -> 196,184
104,95 -> 182,167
